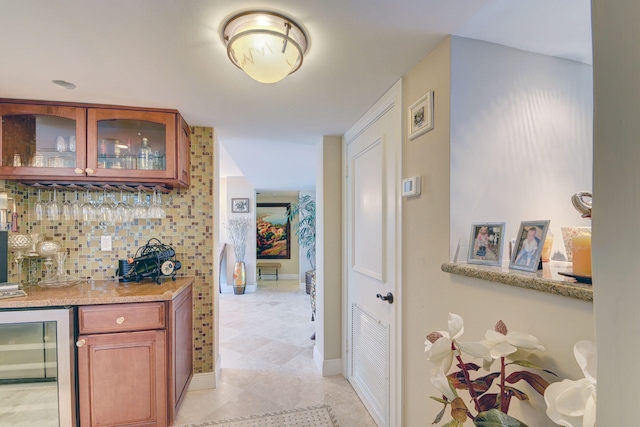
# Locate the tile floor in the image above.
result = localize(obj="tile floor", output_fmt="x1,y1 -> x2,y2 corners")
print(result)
173,279 -> 377,426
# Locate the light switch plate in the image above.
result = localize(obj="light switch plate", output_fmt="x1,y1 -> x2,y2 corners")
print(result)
101,235 -> 112,251
402,176 -> 421,197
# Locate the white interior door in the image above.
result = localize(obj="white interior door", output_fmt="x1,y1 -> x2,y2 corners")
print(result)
345,82 -> 401,427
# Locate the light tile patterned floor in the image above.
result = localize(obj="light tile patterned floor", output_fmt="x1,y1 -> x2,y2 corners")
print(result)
174,280 -> 377,427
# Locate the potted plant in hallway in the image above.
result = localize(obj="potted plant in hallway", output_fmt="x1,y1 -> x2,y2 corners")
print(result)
225,218 -> 251,294
287,195 -> 316,294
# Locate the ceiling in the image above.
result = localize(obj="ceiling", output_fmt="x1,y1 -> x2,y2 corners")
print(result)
0,0 -> 592,191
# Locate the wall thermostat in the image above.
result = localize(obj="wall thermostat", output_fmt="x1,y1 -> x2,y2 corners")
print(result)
402,176 -> 421,197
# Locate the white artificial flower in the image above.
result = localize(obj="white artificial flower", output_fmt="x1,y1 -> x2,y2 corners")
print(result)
430,369 -> 456,401
424,313 -> 491,374
482,329 -> 546,360
545,340 -> 597,427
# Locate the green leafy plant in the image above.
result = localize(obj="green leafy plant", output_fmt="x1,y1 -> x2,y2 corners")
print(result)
424,313 -> 557,426
286,195 -> 316,270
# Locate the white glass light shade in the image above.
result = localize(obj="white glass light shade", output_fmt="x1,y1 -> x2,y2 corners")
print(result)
223,11 -> 308,84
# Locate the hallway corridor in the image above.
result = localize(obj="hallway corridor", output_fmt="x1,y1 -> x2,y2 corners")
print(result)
174,279 -> 377,426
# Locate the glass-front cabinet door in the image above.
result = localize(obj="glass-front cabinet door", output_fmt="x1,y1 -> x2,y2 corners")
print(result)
87,109 -> 176,182
0,104 -> 87,179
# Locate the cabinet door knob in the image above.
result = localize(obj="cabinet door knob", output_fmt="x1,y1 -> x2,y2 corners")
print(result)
85,168 -> 95,174
116,316 -> 125,325
74,168 -> 84,174
76,339 -> 86,347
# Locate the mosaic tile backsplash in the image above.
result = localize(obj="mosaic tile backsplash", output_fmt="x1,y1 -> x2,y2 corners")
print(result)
1,126 -> 215,374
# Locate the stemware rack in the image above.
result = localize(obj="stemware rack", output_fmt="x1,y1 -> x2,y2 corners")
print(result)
18,182 -> 171,194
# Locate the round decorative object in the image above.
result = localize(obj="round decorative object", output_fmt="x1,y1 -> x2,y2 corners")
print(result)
161,260 -> 175,276
571,191 -> 592,218
37,240 -> 62,258
8,233 -> 32,252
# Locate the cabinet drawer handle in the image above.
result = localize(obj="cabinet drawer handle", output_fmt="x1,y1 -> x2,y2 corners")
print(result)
116,316 -> 125,325
85,168 -> 95,174
76,339 -> 86,348
74,168 -> 84,175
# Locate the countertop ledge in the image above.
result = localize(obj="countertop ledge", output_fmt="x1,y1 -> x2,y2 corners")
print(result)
441,262 -> 593,302
0,276 -> 195,309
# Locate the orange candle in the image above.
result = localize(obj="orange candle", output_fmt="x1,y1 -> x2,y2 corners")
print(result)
572,235 -> 592,277
541,232 -> 553,262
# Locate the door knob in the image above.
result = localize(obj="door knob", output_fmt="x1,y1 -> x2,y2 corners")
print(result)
376,292 -> 394,304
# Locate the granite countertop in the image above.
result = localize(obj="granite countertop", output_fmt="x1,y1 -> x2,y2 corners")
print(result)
441,261 -> 593,302
0,276 -> 194,309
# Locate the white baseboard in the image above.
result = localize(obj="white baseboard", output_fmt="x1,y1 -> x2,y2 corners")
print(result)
313,346 -> 343,377
188,371 -> 217,390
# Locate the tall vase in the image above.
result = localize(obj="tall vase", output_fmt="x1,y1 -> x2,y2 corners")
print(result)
233,261 -> 246,295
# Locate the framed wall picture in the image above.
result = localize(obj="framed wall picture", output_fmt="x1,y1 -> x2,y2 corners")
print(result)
256,203 -> 291,259
231,198 -> 250,213
467,222 -> 506,266
408,90 -> 434,140
509,220 -> 551,272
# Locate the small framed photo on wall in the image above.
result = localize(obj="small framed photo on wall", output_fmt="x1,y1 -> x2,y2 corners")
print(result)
231,198 -> 250,213
509,220 -> 551,272
408,90 -> 434,140
467,222 -> 506,266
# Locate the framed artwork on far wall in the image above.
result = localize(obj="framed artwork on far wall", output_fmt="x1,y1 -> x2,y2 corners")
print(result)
256,203 -> 291,259
408,90 -> 434,140
231,198 -> 250,213
509,220 -> 551,272
467,222 -> 506,266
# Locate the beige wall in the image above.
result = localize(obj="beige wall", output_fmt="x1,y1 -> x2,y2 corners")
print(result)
315,136 -> 343,371
402,37 -> 594,426
592,1 -> 640,423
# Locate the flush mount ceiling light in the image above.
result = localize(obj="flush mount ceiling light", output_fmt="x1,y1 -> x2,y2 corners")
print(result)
222,10 -> 308,84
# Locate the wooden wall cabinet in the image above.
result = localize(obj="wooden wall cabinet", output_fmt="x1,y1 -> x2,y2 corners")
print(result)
0,99 -> 190,188
77,286 -> 193,427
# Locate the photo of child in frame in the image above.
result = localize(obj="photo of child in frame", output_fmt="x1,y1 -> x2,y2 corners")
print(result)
510,220 -> 550,272
467,223 -> 505,266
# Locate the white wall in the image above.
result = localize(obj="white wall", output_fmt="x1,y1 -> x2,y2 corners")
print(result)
401,36 -> 595,426
592,1 -> 640,423
450,37 -> 593,261
221,176 -> 257,293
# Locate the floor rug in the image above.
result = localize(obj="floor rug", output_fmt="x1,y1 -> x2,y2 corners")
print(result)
176,404 -> 339,427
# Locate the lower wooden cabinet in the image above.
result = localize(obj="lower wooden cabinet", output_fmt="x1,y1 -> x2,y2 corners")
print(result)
77,330 -> 167,427
76,285 -> 193,427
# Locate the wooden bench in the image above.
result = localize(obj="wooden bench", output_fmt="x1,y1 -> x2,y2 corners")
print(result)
257,262 -> 281,280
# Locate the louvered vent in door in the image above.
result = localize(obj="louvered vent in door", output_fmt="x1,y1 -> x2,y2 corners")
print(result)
351,303 -> 389,424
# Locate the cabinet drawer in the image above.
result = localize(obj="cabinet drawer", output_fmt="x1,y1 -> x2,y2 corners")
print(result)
78,302 -> 166,334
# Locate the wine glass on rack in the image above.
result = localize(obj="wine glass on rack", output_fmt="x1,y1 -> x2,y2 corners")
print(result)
62,191 -> 73,221
81,191 -> 95,223
115,191 -> 132,223
71,191 -> 82,221
34,189 -> 45,221
133,189 -> 148,219
97,189 -> 113,223
47,188 -> 60,221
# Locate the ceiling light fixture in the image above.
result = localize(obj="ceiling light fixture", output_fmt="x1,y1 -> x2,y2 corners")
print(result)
222,10 -> 308,84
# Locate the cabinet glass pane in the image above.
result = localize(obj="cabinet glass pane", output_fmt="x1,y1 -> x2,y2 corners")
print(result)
97,119 -> 166,170
1,115 -> 77,168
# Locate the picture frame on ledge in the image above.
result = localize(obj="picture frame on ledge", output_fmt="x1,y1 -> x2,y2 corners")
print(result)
408,90 -> 434,140
231,198 -> 250,213
467,222 -> 506,266
509,220 -> 551,272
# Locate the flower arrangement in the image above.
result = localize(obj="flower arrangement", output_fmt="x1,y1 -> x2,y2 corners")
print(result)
225,218 -> 251,262
424,313 -> 556,426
